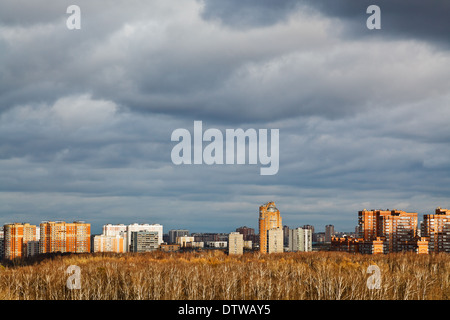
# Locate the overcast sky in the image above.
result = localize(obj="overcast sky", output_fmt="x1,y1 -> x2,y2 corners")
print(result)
1,0 -> 450,234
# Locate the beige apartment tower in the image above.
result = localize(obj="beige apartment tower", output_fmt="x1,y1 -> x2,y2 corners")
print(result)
267,228 -> 283,253
228,232 -> 244,255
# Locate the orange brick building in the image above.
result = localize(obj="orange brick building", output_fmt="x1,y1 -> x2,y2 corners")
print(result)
39,221 -> 90,254
3,223 -> 39,260
358,209 -> 418,253
333,209 -> 425,254
259,202 -> 282,253
422,207 -> 450,253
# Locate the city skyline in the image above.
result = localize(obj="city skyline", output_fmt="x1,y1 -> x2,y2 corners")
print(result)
1,1 -> 450,235
0,203 -> 446,236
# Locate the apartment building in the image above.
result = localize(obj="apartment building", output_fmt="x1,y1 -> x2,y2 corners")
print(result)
93,234 -> 125,253
39,221 -> 90,254
267,228 -> 283,253
130,231 -> 159,252
259,201 -> 282,253
422,207 -> 450,253
358,209 -> 418,253
228,232 -> 244,255
289,227 -> 312,252
126,223 -> 163,252
3,223 -> 39,260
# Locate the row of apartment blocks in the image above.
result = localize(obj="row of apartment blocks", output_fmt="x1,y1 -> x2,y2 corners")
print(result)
0,221 -> 259,260
331,207 -> 450,254
2,221 -> 90,260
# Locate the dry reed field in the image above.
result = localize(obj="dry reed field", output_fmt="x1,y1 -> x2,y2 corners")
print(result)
0,250 -> 449,300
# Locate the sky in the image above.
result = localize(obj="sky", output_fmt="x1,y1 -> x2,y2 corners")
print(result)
1,0 -> 450,235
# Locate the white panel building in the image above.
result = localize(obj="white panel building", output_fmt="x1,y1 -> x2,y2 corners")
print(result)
126,223 -> 163,252
289,227 -> 312,252
101,223 -> 163,252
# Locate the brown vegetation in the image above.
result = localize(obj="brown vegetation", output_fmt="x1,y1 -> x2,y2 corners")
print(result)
0,251 -> 449,300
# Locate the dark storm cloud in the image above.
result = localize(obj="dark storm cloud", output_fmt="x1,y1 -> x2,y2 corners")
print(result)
2,2 -> 449,125
201,0 -> 450,46
306,0 -> 450,46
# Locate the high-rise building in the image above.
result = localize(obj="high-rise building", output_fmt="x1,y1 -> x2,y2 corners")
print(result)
126,224 -> 163,252
325,225 -> 335,243
379,210 -> 418,253
130,231 -> 159,252
93,234 -> 125,253
259,201 -> 282,253
357,209 -> 418,253
422,207 -> 450,253
267,228 -> 283,253
228,232 -> 244,255
39,221 -> 90,254
289,227 -> 312,252
3,223 -> 39,260
169,229 -> 189,244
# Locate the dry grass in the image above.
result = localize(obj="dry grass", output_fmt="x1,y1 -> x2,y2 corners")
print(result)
0,251 -> 449,300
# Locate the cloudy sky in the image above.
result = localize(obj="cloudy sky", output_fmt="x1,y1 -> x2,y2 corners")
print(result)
1,0 -> 450,234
